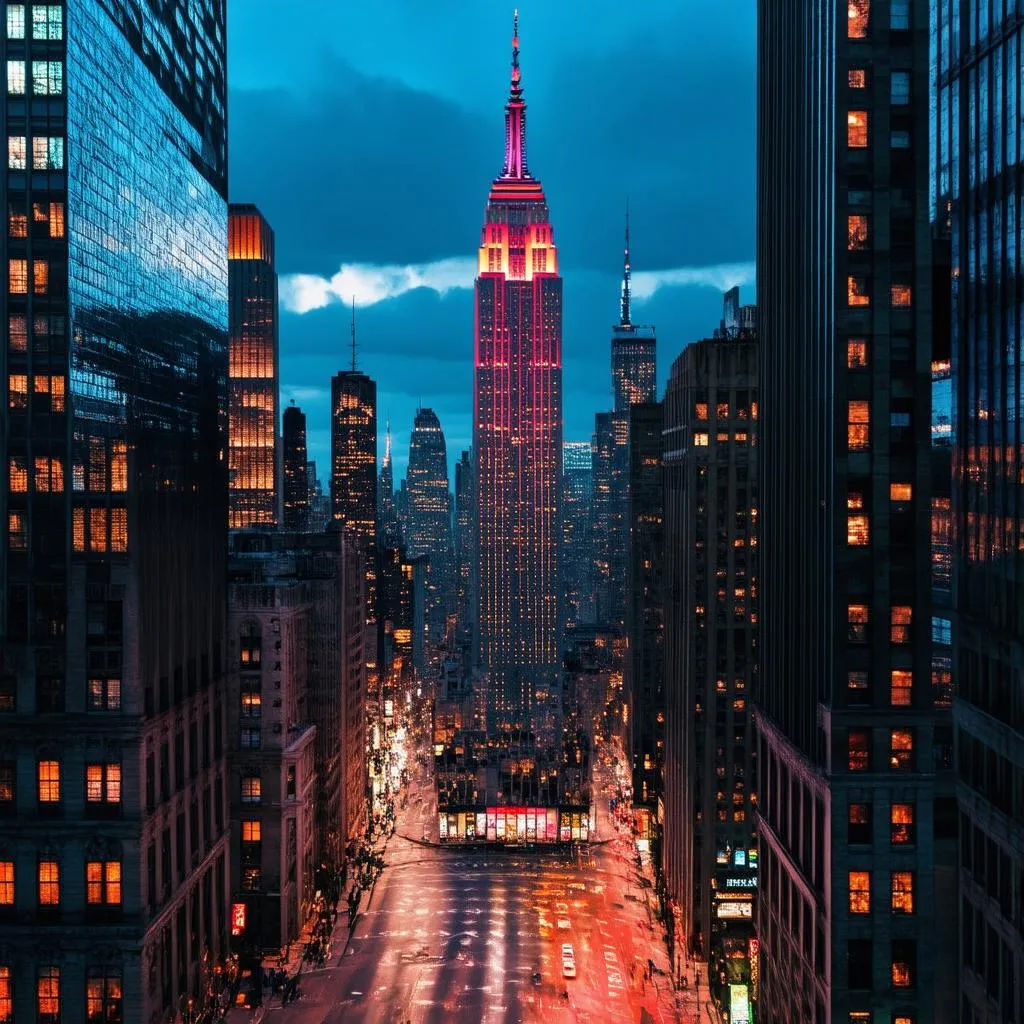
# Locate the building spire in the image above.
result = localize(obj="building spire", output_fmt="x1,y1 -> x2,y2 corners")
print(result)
384,417 -> 392,464
620,199 -> 632,328
350,296 -> 357,372
501,8 -> 529,179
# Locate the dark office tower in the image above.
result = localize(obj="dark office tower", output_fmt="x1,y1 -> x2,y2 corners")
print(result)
591,412 -> 615,624
0,3 -> 229,1019
407,408 -> 454,652
662,316 -> 759,1014
936,3 -> 1023,1020
330,370 -> 377,550
282,404 -> 309,532
623,403 -> 664,838
605,214 -> 657,634
228,205 -> 279,528
454,449 -> 475,645
307,461 -> 330,532
757,2 -> 946,1021
473,13 -> 562,730
562,441 -> 594,632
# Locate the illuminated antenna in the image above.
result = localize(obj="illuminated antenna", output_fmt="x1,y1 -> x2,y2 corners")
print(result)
620,199 -> 632,328
350,296 -> 357,372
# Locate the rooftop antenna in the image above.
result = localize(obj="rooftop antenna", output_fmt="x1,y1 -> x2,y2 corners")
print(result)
350,296 -> 357,372
620,198 -> 632,328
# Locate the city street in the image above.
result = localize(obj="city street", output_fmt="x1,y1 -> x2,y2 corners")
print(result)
252,733 -> 713,1024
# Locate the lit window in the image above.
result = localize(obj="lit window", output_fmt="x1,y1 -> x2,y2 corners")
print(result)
848,803 -> 871,844
693,432 -> 709,447
241,820 -> 261,842
34,374 -> 65,412
848,671 -> 868,698
890,605 -> 911,643
890,729 -> 913,770
848,215 -> 869,250
8,374 -> 27,409
241,691 -> 261,717
6,60 -> 24,94
31,136 -> 63,170
8,512 -> 26,551
695,402 -> 708,420
847,401 -> 870,450
848,495 -> 870,546
46,201 -> 64,238
7,6 -> 25,38
34,456 -> 63,493
86,971 -> 123,1022
90,507 -> 107,552
37,760 -> 59,802
891,70 -> 910,104
847,275 -> 870,306
7,137 -> 25,171
8,208 -> 27,238
848,0 -> 869,37
30,60 -> 61,95
73,507 -> 85,552
716,402 -> 729,419
37,860 -> 59,905
0,862 -> 13,905
86,861 -> 122,906
32,259 -> 47,294
110,442 -> 128,491
890,872 -> 914,913
891,0 -> 909,29
849,871 -> 871,913
8,458 -> 28,493
87,678 -> 121,711
110,507 -> 127,552
848,729 -> 870,771
9,258 -> 28,293
0,967 -> 10,1023
9,315 -> 27,351
37,966 -> 59,1021
848,68 -> 866,87
241,776 -> 261,804
716,432 -> 729,443
890,482 -> 912,502
890,670 -> 912,706
891,804 -> 915,844
848,110 -> 869,148
85,763 -> 121,804
31,6 -> 62,39
891,285 -> 912,307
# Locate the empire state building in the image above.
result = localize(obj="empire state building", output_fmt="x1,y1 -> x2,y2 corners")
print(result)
473,12 -> 562,732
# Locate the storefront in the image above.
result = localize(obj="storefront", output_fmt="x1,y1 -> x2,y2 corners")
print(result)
437,806 -> 591,844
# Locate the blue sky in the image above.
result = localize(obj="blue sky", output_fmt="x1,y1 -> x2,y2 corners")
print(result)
227,1 -> 756,480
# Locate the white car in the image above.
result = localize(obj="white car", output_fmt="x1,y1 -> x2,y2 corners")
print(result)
561,958 -> 577,978
557,918 -> 571,931
561,943 -> 575,958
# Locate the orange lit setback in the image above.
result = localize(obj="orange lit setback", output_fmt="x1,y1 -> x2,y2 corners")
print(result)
228,213 -> 266,261
848,0 -> 870,38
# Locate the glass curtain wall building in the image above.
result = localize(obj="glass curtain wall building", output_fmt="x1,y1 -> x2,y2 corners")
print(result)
282,403 -> 309,532
1,1 -> 230,1020
934,2 -> 1024,1020
227,204 -> 279,529
756,0 -> 952,1020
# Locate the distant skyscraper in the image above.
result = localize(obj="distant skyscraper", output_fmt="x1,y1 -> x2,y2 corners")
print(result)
330,367 -> 378,551
282,403 -> 309,531
756,2 -> 950,1019
228,204 -> 280,528
307,460 -> 330,531
0,2 -> 229,1018
604,213 -> 657,632
562,441 -> 593,631
407,408 -> 454,652
591,413 -> 615,624
454,449 -> 475,646
473,13 -> 562,730
378,420 -> 399,545
663,309 -> 758,995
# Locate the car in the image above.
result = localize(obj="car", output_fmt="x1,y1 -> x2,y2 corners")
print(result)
561,959 -> 576,978
557,918 -> 571,930
555,902 -> 569,915
561,943 -> 575,958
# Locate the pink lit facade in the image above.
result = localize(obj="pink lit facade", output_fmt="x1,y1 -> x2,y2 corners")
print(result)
474,15 -> 562,731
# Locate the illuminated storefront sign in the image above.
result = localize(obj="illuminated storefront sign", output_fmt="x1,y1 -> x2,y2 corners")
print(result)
725,876 -> 758,889
716,900 -> 753,919
729,984 -> 751,1024
437,807 -> 588,843
231,902 -> 246,937
749,938 -> 760,1001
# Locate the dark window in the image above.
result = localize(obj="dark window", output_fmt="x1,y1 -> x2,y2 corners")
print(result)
848,802 -> 872,844
848,938 -> 873,989
35,675 -> 64,713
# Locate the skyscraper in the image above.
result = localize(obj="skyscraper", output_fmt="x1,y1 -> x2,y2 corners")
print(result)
330,367 -> 378,551
562,441 -> 593,631
612,211 -> 657,415
473,12 -> 562,730
756,1 -> 950,1020
0,3 -> 229,1019
662,310 -> 759,1010
378,420 -> 399,546
228,204 -> 280,528
282,403 -> 309,532
936,2 -> 1023,1018
454,449 -> 475,647
591,412 -> 615,624
406,408 -> 454,653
